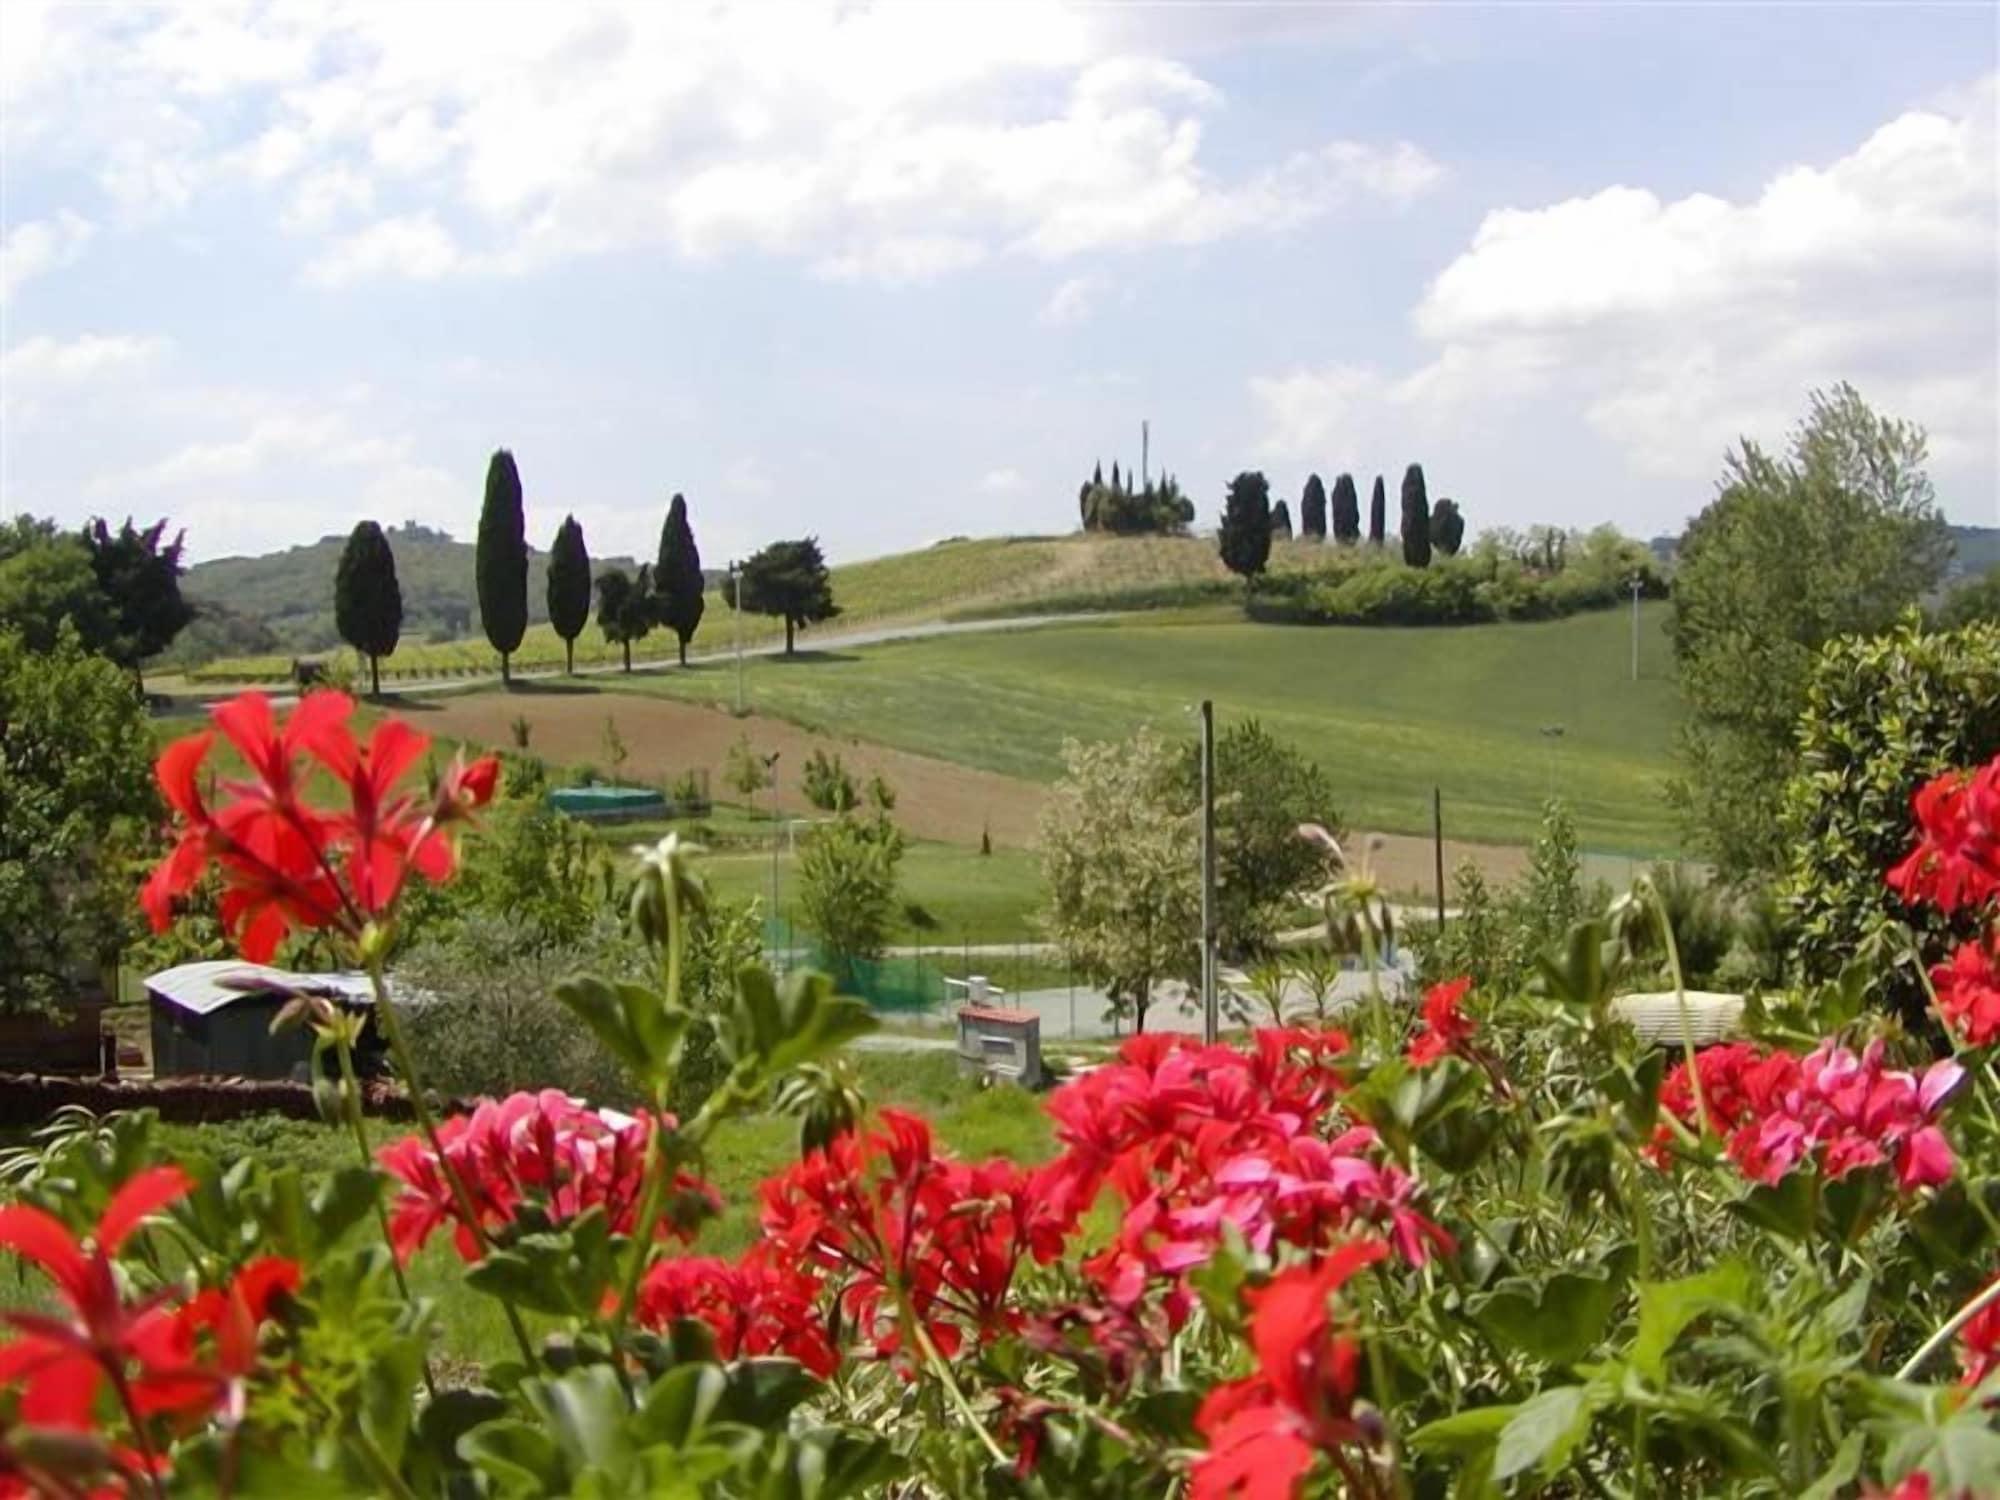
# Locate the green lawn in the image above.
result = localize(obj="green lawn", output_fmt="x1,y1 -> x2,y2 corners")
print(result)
144,1051 -> 1050,1370
698,839 -> 1045,944
598,605 -> 1684,851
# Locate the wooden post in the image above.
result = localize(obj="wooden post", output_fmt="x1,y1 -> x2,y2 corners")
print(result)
1432,786 -> 1446,927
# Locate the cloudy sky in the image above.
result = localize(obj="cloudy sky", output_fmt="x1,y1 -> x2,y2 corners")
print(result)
2,2 -> 1994,566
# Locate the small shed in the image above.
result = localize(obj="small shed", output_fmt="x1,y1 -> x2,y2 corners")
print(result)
145,962 -> 382,1080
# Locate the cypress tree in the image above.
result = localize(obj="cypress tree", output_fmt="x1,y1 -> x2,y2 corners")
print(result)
546,514 -> 591,675
1400,463 -> 1433,568
1368,476 -> 1386,546
334,519 -> 402,698
477,449 -> 529,683
1330,473 -> 1360,544
1300,474 -> 1327,539
1111,460 -> 1121,493
1217,471 -> 1274,596
655,492 -> 706,666
1270,500 -> 1294,541
1430,498 -> 1466,556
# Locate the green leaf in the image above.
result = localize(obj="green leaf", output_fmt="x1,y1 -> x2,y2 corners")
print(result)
465,1208 -> 617,1318
460,1421 -> 566,1496
1494,1385 -> 1600,1482
1629,1261 -> 1753,1385
1473,1250 -> 1632,1369
634,1363 -> 728,1448
1407,1404 -> 1516,1458
1797,1431 -> 1865,1500
1823,1165 -> 1890,1246
1532,918 -> 1616,1011
555,974 -> 689,1083
1728,1174 -> 1816,1243
521,1364 -> 636,1475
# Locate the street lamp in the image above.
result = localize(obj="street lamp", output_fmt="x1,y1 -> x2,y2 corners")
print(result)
1539,724 -> 1566,803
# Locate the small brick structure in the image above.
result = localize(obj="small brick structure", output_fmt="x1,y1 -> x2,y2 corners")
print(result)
956,1004 -> 1044,1088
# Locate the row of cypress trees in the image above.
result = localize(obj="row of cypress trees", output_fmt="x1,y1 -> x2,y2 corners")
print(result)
333,449 -> 710,692
1216,463 -> 1468,590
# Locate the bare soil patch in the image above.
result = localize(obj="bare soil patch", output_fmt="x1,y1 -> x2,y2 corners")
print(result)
413,690 -> 1049,848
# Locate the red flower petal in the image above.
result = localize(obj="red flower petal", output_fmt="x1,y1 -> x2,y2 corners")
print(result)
96,1167 -> 192,1254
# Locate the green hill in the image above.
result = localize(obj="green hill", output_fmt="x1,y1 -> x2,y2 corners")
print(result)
596,604 -> 1684,851
184,522 -> 641,655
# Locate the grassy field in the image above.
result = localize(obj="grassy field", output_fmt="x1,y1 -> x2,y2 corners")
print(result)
145,1050 -> 1050,1368
696,839 -> 1046,944
183,533 -> 1360,686
596,604 -> 1684,851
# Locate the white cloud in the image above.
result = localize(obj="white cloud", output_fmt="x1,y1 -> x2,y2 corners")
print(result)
980,467 -> 1025,494
723,456 -> 776,498
1253,78 -> 1999,522
0,210 -> 94,301
1039,275 -> 1100,327
0,332 -> 165,386
2,3 -> 1440,289
302,213 -> 462,286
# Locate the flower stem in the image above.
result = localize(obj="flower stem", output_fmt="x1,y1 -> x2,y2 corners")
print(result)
328,1020 -> 435,1397
1895,1272 -> 2000,1381
1645,879 -> 1708,1140
365,961 -> 538,1369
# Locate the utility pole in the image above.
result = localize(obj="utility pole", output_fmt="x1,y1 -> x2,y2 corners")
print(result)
1630,577 -> 1642,683
1141,419 -> 1150,489
1199,698 -> 1217,1044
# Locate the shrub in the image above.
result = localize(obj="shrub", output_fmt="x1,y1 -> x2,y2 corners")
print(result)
1780,615 -> 2000,1019
796,813 -> 904,973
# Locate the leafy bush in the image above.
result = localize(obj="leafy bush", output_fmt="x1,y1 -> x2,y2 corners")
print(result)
795,812 -> 904,973
1780,616 -> 2000,1019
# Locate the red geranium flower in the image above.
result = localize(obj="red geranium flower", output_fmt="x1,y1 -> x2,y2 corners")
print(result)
1191,1239 -> 1389,1500
142,691 -> 500,961
0,1168 -> 213,1431
1932,939 -> 2000,1050
1406,978 -> 1475,1067
634,1256 -> 837,1378
1887,758 -> 2000,915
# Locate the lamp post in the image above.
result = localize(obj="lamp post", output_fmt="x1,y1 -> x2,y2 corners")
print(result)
1199,699 -> 1217,1045
732,561 -> 746,716
1629,576 -> 1643,683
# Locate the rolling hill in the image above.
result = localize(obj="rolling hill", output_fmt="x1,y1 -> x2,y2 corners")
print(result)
184,522 -> 642,655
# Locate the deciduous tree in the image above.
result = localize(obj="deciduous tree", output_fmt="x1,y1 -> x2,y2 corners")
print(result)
1039,727 -> 1200,1033
1671,384 -> 1950,876
594,565 -> 654,673
82,517 -> 194,680
1430,499 -> 1466,556
739,539 -> 839,656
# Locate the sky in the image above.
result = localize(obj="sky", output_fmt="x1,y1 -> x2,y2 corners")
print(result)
1,2 -> 1995,568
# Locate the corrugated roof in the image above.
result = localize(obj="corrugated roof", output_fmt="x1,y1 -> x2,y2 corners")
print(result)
143,961 -> 376,1017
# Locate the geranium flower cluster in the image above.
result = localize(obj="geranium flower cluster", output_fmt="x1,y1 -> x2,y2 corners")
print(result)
634,1256 -> 837,1378
1656,1039 -> 1961,1192
1191,1239 -> 1388,1500
1038,1030 -> 1449,1320
378,1090 -> 718,1263
1889,753 -> 2000,1051
143,691 -> 499,960
754,1109 -> 1069,1361
0,1168 -> 297,1494
1888,757 -> 2000,915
